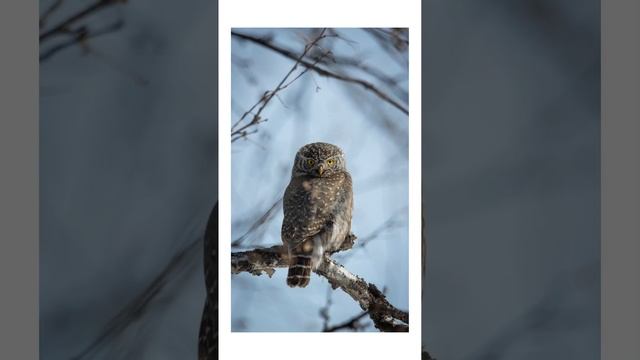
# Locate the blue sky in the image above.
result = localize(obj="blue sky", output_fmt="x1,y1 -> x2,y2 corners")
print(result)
230,28 -> 409,332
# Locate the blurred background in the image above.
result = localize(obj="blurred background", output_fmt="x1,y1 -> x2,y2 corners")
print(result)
422,0 -> 600,359
230,28 -> 409,332
40,1 -> 217,359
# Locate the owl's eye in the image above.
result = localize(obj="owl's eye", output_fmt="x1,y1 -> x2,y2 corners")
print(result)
326,159 -> 335,166
305,159 -> 315,167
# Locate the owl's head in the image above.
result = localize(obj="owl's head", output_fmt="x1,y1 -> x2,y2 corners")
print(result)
292,142 -> 347,178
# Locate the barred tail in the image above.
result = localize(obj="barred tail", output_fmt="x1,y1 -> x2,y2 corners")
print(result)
287,255 -> 312,288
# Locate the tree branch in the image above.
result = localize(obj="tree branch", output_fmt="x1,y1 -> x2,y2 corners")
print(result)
39,19 -> 124,62
231,28 -> 332,142
323,311 -> 369,332
39,0 -> 122,42
39,0 -> 64,29
232,31 -> 409,115
231,241 -> 409,332
39,0 -> 126,62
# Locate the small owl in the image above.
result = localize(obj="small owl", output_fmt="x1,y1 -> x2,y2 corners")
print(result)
281,142 -> 353,288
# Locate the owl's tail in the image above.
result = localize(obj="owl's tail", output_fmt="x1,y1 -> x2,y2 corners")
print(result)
286,255 -> 312,288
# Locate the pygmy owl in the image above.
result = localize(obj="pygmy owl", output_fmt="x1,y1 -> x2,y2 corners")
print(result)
281,142 -> 354,287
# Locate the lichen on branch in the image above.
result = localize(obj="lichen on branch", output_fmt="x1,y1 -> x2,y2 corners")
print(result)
230,234 -> 408,332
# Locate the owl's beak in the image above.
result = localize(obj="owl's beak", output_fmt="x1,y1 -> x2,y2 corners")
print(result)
316,165 -> 325,176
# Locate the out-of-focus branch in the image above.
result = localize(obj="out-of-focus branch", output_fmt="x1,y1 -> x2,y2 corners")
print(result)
422,350 -> 436,360
39,20 -> 124,61
199,203 -> 219,360
328,53 -> 409,101
232,31 -> 409,115
324,311 -> 368,332
231,198 -> 283,248
363,28 -> 409,68
39,0 -> 122,41
39,0 -> 64,29
70,234 -> 203,360
39,0 -> 126,62
231,241 -> 409,332
231,29 -> 332,143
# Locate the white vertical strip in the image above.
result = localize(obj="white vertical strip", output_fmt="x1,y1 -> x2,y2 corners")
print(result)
219,1 -> 422,359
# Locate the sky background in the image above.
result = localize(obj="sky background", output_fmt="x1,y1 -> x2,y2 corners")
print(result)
39,0 -> 599,359
230,28 -> 409,332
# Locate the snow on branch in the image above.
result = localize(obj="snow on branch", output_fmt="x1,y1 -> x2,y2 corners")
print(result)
231,235 -> 409,332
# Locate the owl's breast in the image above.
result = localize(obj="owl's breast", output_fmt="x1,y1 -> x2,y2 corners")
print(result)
304,177 -> 341,208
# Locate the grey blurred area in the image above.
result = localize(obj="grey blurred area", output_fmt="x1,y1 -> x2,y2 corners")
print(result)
40,0 -> 217,359
422,0 -> 600,359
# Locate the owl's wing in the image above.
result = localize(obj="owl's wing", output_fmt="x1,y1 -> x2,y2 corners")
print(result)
281,177 -> 324,249
320,172 -> 353,252
281,173 -> 352,250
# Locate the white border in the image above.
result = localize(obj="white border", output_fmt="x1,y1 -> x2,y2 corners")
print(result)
219,1 -> 421,359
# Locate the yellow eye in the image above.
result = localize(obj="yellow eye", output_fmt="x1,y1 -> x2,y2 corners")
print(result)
326,159 -> 335,166
306,159 -> 315,166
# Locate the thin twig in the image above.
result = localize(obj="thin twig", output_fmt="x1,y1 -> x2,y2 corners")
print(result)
232,31 -> 409,115
322,53 -> 408,100
363,28 -> 408,68
373,28 -> 409,45
324,311 -> 369,332
39,0 -> 122,42
231,197 -> 283,248
39,0 -> 127,62
39,20 -> 124,62
231,29 -> 330,142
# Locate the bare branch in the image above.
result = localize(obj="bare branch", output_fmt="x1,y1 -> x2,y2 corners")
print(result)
232,31 -> 409,115
39,0 -> 65,29
39,0 -> 122,42
324,312 -> 369,332
363,28 -> 409,68
319,286 -> 333,330
231,29 -> 330,142
319,285 -> 371,332
372,28 -> 409,47
231,242 -> 409,332
39,19 -> 124,62
327,53 -> 409,100
231,197 -> 283,248
39,0 -> 126,62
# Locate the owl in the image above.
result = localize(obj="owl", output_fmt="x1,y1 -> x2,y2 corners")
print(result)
281,142 -> 353,288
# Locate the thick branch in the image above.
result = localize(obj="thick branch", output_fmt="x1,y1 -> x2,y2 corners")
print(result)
231,242 -> 408,332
